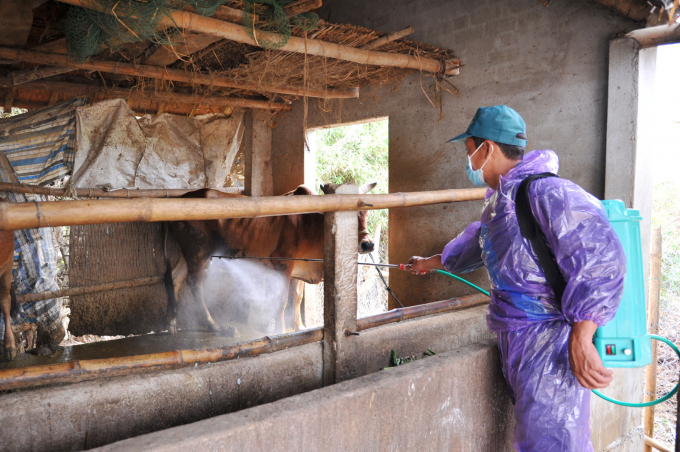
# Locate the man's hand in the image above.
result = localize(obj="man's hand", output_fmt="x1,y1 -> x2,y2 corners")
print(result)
406,255 -> 444,275
568,320 -> 613,389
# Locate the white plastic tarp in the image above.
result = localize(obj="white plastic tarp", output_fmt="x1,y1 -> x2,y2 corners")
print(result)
72,98 -> 244,189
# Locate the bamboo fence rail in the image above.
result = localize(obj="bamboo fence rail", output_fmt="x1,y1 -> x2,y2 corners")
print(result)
0,328 -> 323,391
15,276 -> 165,305
0,188 -> 488,230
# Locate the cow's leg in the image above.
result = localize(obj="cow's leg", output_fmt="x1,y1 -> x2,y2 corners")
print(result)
0,259 -> 15,361
274,269 -> 295,334
186,263 -> 217,331
288,279 -> 306,331
165,254 -> 188,334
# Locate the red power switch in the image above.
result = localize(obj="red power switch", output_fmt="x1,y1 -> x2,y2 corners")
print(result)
606,345 -> 616,355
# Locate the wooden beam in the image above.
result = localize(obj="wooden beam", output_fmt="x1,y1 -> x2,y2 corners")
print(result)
0,47 -> 359,99
9,66 -> 73,85
592,0 -> 650,21
361,26 -> 414,50
32,37 -> 68,54
0,182 -> 243,198
283,0 -> 323,17
9,79 -> 292,111
0,187 -> 487,230
323,184 -> 360,385
56,0 -> 460,76
209,1 -> 322,24
143,33 -> 222,67
47,90 -> 60,106
250,110 -> 273,196
3,88 -> 14,113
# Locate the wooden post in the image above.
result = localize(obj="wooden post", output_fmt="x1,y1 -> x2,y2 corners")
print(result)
644,226 -> 662,452
250,110 -> 273,196
3,88 -> 14,114
323,184 -> 359,385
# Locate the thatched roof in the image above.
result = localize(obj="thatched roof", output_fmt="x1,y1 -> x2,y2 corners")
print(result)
0,1 -> 458,116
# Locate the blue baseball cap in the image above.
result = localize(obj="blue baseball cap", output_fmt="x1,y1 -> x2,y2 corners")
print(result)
447,105 -> 528,147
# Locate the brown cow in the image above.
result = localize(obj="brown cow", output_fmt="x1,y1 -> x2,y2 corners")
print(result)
164,183 -> 376,335
0,210 -> 15,361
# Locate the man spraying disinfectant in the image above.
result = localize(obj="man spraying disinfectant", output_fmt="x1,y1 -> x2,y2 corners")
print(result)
407,105 -> 626,451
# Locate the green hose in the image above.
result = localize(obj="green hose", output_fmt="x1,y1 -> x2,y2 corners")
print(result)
433,269 -> 679,407
432,269 -> 490,296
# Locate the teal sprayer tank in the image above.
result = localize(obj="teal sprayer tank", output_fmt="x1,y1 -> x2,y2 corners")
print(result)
593,200 -> 652,368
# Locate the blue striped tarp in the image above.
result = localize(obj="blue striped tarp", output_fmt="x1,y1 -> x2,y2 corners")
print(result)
0,98 -> 85,185
0,99 -> 85,339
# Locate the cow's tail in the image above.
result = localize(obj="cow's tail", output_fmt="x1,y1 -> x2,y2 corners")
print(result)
163,222 -> 178,320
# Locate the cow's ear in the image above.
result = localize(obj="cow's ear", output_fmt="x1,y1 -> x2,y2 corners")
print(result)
320,184 -> 331,195
359,182 -> 377,194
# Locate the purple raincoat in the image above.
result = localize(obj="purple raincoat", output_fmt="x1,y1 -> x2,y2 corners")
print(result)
442,150 -> 626,452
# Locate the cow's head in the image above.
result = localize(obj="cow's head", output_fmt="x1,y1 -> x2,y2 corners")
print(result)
320,182 -> 377,254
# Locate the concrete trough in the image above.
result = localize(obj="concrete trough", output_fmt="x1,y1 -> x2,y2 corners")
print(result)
95,340 -> 516,452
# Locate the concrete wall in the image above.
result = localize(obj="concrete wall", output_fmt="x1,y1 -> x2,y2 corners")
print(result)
96,340 -> 516,452
272,0 -> 637,307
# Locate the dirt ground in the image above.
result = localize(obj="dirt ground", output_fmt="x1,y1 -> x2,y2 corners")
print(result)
651,293 -> 680,446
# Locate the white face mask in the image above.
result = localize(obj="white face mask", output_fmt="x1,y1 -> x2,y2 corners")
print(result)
465,141 -> 494,186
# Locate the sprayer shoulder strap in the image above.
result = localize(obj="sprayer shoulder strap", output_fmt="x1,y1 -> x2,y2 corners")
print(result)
515,172 -> 568,304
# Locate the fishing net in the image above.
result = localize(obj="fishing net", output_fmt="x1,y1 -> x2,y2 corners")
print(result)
242,0 -> 318,49
58,0 -> 319,63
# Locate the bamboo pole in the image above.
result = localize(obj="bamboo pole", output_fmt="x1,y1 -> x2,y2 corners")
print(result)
0,328 -> 324,391
627,23 -> 680,48
15,276 -> 165,305
282,0 -> 323,17
9,66 -> 73,86
644,435 -> 672,452
4,79 -> 291,111
0,183 -> 242,199
0,188 -> 487,230
644,227 -> 663,452
361,27 -> 415,50
0,47 -> 358,100
356,293 -> 489,331
55,0 -> 460,76
209,0 -> 322,23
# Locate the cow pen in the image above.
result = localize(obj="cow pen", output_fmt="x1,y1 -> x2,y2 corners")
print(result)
0,187 -> 496,451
